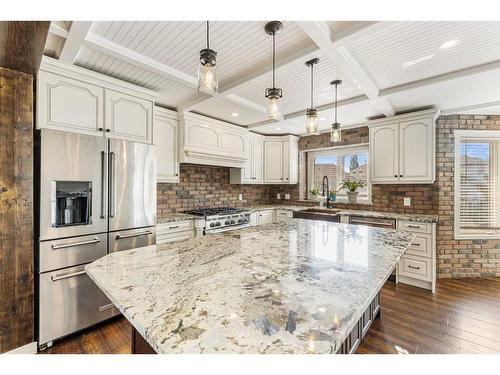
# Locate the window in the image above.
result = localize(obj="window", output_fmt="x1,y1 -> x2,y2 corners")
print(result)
455,130 -> 500,239
307,145 -> 370,203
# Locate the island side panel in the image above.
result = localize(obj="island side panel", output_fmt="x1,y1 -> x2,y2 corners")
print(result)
131,326 -> 157,354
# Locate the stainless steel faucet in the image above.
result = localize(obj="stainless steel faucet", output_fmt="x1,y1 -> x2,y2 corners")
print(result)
322,175 -> 330,208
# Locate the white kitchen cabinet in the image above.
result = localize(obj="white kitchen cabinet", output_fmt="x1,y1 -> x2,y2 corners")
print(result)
37,57 -> 157,143
229,133 -> 264,184
153,107 -> 179,183
37,70 -> 104,137
156,220 -> 195,244
264,141 -> 283,183
369,109 -> 439,184
370,123 -> 399,183
105,89 -> 153,143
264,135 -> 299,184
252,210 -> 275,226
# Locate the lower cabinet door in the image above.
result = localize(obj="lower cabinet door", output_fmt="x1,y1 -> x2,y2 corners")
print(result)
39,264 -> 118,345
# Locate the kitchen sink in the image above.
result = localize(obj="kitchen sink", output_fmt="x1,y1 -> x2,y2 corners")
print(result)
293,208 -> 340,222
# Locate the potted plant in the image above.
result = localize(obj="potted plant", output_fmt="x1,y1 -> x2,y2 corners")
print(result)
341,179 -> 366,204
309,187 -> 320,200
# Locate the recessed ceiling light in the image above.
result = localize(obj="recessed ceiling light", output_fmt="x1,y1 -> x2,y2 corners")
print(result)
402,54 -> 435,68
231,112 -> 239,117
275,127 -> 281,130
440,40 -> 459,49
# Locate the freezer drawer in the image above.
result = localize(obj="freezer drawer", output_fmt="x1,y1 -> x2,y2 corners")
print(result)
39,264 -> 118,345
109,226 -> 156,253
39,233 -> 107,273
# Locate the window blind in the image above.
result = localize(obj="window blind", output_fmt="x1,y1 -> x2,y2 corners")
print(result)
458,140 -> 500,231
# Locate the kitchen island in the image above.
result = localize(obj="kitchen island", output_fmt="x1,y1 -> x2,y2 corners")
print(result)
86,219 -> 414,354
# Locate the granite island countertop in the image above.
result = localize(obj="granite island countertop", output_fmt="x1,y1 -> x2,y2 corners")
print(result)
86,219 -> 414,354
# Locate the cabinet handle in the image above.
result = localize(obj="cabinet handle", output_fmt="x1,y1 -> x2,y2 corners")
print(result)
412,242 -> 420,246
408,225 -> 421,229
106,129 -> 111,133
98,127 -> 103,132
169,225 -> 179,229
175,173 -> 179,176
408,265 -> 421,270
394,175 -> 397,178
99,303 -> 115,312
400,174 -> 403,177
51,237 -> 101,250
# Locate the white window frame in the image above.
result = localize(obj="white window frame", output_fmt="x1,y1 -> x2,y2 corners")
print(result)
454,130 -> 500,239
307,144 -> 371,203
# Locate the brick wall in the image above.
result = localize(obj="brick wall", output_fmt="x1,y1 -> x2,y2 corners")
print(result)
157,164 -> 273,216
436,114 -> 500,278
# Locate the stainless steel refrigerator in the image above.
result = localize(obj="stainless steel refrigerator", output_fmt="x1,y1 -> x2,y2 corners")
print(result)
37,129 -> 156,347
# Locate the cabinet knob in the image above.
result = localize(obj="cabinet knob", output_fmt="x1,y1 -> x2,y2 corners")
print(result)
175,173 -> 178,176
98,128 -> 103,132
399,174 -> 403,177
394,175 -> 397,178
106,129 -> 111,133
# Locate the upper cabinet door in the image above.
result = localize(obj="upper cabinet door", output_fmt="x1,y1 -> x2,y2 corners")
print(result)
399,118 -> 434,182
241,137 -> 254,183
288,140 -> 299,184
37,71 -> 104,136
370,124 -> 399,183
105,89 -> 153,144
253,138 -> 264,183
153,109 -> 179,183
264,141 -> 283,183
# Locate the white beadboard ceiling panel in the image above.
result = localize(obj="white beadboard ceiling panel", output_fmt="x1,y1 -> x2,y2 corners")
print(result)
90,21 -> 315,85
231,50 -> 363,116
348,21 -> 500,90
386,68 -> 500,114
76,46 -> 198,107
193,96 -> 268,125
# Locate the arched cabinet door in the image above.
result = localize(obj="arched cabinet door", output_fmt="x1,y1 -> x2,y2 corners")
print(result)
105,89 -> 153,144
369,123 -> 399,183
37,71 -> 104,136
399,119 -> 433,182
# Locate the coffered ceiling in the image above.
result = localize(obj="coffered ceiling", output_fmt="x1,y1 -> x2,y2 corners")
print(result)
45,20 -> 500,135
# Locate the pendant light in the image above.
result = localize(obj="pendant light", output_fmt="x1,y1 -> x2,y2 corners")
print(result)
264,21 -> 283,119
305,58 -> 320,135
198,21 -> 218,95
330,79 -> 342,143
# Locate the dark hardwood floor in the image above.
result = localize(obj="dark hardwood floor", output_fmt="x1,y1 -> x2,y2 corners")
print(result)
39,278 -> 500,354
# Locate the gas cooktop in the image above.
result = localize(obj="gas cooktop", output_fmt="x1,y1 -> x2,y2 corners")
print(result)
184,207 -> 247,217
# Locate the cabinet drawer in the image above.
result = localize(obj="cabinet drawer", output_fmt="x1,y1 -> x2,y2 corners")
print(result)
39,233 -> 107,273
157,220 -> 194,235
398,220 -> 432,234
157,230 -> 195,244
406,233 -> 432,258
399,255 -> 432,281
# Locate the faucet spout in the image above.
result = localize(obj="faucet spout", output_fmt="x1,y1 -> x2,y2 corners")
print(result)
322,175 -> 330,208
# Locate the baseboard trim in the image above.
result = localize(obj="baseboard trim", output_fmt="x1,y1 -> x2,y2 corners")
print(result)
4,342 -> 37,354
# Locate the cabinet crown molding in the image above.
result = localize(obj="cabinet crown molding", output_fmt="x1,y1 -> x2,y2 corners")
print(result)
367,108 -> 440,127
39,56 -> 158,101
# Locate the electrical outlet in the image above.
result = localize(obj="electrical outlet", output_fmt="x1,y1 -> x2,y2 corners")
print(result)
404,197 -> 411,207
277,194 -> 281,200
285,194 -> 290,200
238,194 -> 243,201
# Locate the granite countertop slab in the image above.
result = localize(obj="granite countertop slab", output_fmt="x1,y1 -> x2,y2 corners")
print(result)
86,219 -> 414,354
157,213 -> 202,223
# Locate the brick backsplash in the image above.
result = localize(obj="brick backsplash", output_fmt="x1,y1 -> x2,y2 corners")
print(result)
159,115 -> 500,278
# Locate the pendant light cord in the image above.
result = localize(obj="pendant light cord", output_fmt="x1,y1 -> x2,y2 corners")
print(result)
310,64 -> 314,109
272,32 -> 276,88
206,21 -> 210,49
334,83 -> 338,123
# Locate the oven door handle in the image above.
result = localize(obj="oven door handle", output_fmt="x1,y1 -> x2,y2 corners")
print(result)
51,266 -> 86,281
51,237 -> 101,250
115,230 -> 153,240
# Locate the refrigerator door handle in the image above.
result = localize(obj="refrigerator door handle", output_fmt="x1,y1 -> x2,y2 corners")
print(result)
100,151 -> 109,219
109,151 -> 116,218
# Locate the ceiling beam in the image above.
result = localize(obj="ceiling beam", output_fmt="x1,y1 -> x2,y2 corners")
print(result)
59,21 -> 93,63
441,100 -> 500,115
297,21 -> 395,117
224,93 -> 267,113
48,22 -> 69,38
380,60 -> 500,97
84,33 -> 198,88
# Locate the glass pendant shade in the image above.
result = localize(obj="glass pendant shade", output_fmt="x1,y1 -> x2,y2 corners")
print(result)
330,123 -> 341,143
198,59 -> 218,95
267,95 -> 282,119
306,109 -> 319,135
